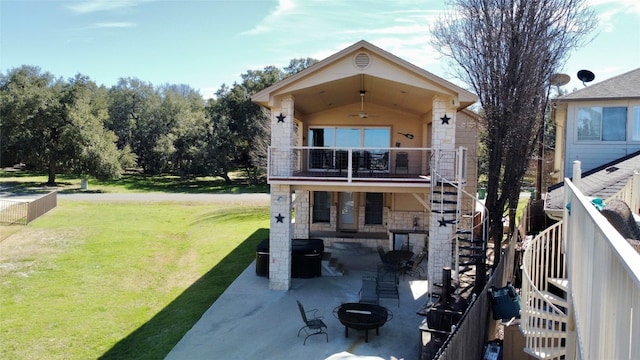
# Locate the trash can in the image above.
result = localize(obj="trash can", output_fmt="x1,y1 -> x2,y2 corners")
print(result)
255,238 -> 270,277
478,188 -> 486,200
292,238 -> 324,278
255,238 -> 324,278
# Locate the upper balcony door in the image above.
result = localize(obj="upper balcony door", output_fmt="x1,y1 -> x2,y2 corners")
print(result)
308,127 -> 391,171
338,192 -> 357,231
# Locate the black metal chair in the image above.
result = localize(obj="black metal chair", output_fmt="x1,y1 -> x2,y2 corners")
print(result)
401,251 -> 427,279
359,275 -> 379,304
296,300 -> 328,345
395,151 -> 409,173
376,264 -> 400,307
377,246 -> 401,276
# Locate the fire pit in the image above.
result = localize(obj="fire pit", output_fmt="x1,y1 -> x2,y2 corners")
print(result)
333,303 -> 393,342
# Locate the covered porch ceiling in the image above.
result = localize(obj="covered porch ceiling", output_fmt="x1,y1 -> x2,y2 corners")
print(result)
282,74 -> 441,118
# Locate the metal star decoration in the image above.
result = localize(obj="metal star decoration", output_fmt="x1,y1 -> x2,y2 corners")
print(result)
275,213 -> 285,223
440,114 -> 451,125
276,113 -> 286,123
438,217 -> 448,227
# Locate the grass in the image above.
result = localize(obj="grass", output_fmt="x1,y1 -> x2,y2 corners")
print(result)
0,171 -> 270,359
0,170 -> 269,195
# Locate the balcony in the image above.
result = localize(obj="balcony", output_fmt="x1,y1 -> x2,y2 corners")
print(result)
267,146 -> 465,187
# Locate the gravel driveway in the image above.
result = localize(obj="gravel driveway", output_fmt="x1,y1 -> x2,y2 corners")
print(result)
57,192 -> 271,205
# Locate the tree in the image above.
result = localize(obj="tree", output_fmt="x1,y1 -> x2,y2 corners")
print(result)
284,58 -> 319,76
0,66 -> 63,181
0,67 -> 133,183
157,83 -> 207,177
61,74 -> 135,180
431,0 -> 596,277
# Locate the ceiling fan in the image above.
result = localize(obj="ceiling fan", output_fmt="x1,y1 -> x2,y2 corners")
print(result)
349,90 -> 375,118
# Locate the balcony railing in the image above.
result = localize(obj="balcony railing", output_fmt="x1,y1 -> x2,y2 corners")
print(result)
563,179 -> 640,359
267,146 -> 464,184
521,221 -> 568,359
522,177 -> 640,359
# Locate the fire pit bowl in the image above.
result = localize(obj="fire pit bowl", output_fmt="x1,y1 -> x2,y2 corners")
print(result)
333,303 -> 393,342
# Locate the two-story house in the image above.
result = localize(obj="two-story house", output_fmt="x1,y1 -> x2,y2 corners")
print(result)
545,67 -> 640,219
252,40 -> 481,291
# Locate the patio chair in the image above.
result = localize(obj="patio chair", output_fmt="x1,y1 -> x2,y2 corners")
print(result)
395,152 -> 409,174
376,265 -> 400,307
401,251 -> 427,279
377,246 -> 401,276
296,300 -> 328,345
359,275 -> 379,304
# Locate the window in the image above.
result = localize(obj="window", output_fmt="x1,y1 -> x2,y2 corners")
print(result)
308,127 -> 390,170
632,107 -> 640,141
312,191 -> 331,223
309,127 -> 390,148
364,193 -> 383,225
577,106 -> 627,141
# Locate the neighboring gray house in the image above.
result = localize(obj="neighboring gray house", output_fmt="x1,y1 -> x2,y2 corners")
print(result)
546,68 -> 640,218
551,67 -> 640,182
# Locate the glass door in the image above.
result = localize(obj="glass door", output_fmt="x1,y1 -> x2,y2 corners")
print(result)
338,192 -> 357,231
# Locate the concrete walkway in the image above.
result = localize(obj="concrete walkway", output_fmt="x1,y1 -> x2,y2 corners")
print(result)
166,251 -> 432,360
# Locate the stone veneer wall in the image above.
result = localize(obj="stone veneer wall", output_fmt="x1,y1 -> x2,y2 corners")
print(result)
268,96 -> 295,290
428,95 -> 458,288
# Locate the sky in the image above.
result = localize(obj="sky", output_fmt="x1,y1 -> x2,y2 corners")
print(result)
1,0 -> 639,99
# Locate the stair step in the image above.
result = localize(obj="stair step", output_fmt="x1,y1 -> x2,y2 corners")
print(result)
540,290 -> 568,309
435,181 -> 456,188
523,308 -> 569,320
436,200 -> 458,204
458,253 -> 485,259
458,266 -> 475,273
548,277 -> 569,293
523,346 -> 566,359
436,209 -> 458,214
458,238 -> 484,244
524,327 -> 566,335
458,245 -> 484,251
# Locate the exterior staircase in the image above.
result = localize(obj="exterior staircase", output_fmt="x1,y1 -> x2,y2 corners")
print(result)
321,252 -> 345,276
431,178 -> 488,293
521,221 -> 568,359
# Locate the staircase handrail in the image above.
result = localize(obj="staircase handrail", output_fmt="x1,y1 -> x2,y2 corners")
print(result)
521,221 -> 568,358
432,167 -> 490,282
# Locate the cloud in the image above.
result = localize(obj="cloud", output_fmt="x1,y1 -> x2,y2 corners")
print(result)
589,0 -> 640,14
93,22 -> 136,28
66,0 -> 149,14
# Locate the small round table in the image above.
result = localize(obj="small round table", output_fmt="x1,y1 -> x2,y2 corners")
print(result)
333,303 -> 393,342
384,250 -> 414,266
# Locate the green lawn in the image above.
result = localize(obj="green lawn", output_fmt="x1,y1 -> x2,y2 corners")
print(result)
0,171 -> 269,194
0,198 -> 269,359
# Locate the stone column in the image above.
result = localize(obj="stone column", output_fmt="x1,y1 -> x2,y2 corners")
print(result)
428,95 -> 459,289
268,95 -> 296,290
270,185 -> 292,290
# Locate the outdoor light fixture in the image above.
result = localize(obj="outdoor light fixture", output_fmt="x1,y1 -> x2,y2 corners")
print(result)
398,132 -> 414,139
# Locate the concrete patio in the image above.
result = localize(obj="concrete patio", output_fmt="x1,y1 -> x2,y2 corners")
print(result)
165,249 -> 433,360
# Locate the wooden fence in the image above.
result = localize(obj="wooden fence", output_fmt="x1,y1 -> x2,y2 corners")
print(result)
0,191 -> 57,225
431,228 -> 518,360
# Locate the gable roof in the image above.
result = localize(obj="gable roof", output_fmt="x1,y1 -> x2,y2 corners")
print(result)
252,40 -> 477,113
558,67 -> 640,102
545,150 -> 640,214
